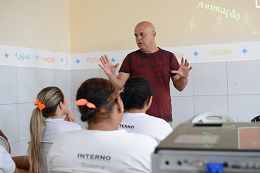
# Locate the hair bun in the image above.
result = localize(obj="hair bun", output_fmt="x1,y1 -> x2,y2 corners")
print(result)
80,108 -> 96,122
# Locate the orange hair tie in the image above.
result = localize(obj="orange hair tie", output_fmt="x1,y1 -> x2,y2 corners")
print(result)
75,99 -> 96,109
34,99 -> 46,111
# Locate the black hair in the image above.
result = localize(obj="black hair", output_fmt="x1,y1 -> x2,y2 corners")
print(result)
120,76 -> 153,111
76,78 -> 119,124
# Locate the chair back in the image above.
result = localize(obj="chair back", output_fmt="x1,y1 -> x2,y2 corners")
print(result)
192,111 -> 236,123
0,136 -> 9,153
41,141 -> 53,173
251,115 -> 260,122
0,168 -> 5,173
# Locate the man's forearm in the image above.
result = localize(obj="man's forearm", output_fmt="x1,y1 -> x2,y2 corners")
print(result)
174,77 -> 188,91
108,74 -> 124,90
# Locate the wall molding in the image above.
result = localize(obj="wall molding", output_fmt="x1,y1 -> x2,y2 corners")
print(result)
1,41 -> 260,70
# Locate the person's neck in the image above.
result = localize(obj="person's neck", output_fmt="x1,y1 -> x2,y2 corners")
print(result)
46,113 -> 63,119
140,46 -> 159,54
88,121 -> 118,131
126,108 -> 146,114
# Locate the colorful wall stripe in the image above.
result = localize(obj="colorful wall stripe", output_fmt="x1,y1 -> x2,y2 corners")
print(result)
1,41 -> 260,70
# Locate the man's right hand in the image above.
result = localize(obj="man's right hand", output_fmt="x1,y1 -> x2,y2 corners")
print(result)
98,55 -> 120,77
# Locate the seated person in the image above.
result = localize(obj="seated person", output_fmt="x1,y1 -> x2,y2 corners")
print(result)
47,78 -> 157,173
0,145 -> 18,173
119,76 -> 173,144
0,130 -> 28,173
28,86 -> 81,173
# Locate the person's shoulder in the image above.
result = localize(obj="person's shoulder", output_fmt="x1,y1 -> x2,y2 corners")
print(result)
126,49 -> 142,57
59,128 -> 82,137
127,133 -> 158,150
125,131 -> 156,143
127,113 -> 170,128
144,113 -> 170,124
54,129 -> 82,145
59,120 -> 81,128
45,118 -> 62,123
0,145 -> 6,152
129,49 -> 141,54
158,48 -> 174,55
60,120 -> 79,125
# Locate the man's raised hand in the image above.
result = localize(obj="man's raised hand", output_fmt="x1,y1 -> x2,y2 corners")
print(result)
98,55 -> 120,77
171,57 -> 192,79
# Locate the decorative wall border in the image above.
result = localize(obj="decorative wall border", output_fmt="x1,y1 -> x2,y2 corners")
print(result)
0,44 -> 70,70
1,41 -> 260,70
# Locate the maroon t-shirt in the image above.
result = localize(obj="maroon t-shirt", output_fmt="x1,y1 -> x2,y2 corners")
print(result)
119,48 -> 180,122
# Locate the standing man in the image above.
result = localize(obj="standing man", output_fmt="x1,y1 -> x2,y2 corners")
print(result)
99,21 -> 192,124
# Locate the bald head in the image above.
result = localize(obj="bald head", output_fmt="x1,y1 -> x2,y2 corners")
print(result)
135,21 -> 155,32
134,21 -> 158,54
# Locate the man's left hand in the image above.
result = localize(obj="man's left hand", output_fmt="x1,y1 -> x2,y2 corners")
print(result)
171,57 -> 192,79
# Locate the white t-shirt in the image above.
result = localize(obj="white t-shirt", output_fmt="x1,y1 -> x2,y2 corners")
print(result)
0,145 -> 15,173
48,129 -> 157,173
42,119 -> 82,142
118,112 -> 173,143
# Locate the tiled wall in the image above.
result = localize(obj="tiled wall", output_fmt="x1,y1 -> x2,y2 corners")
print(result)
170,60 -> 260,128
0,66 -> 73,156
1,59 -> 260,156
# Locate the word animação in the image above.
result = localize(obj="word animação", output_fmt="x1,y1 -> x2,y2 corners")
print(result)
195,2 -> 240,20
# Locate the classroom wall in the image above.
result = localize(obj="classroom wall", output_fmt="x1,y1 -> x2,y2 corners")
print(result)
0,0 -> 260,156
2,59 -> 260,156
70,0 -> 260,53
0,0 -> 71,156
0,66 -> 73,156
170,60 -> 260,128
0,0 -> 70,53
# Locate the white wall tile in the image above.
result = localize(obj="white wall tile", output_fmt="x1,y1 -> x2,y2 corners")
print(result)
194,96 -> 229,116
56,69 -> 72,100
0,104 -> 19,143
171,96 -> 194,129
229,95 -> 260,122
0,65 -> 17,104
18,103 -> 35,141
38,68 -> 56,92
100,68 -> 109,80
10,142 -> 20,157
2,58 -> 260,158
72,69 -> 101,99
62,99 -> 73,119
227,60 -> 260,95
170,69 -> 194,96
19,139 -> 30,156
193,62 -> 227,96
17,67 -> 38,103
68,99 -> 72,112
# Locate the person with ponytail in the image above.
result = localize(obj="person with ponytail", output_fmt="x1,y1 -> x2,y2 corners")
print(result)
119,76 -> 173,144
47,78 -> 157,173
28,86 -> 81,173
